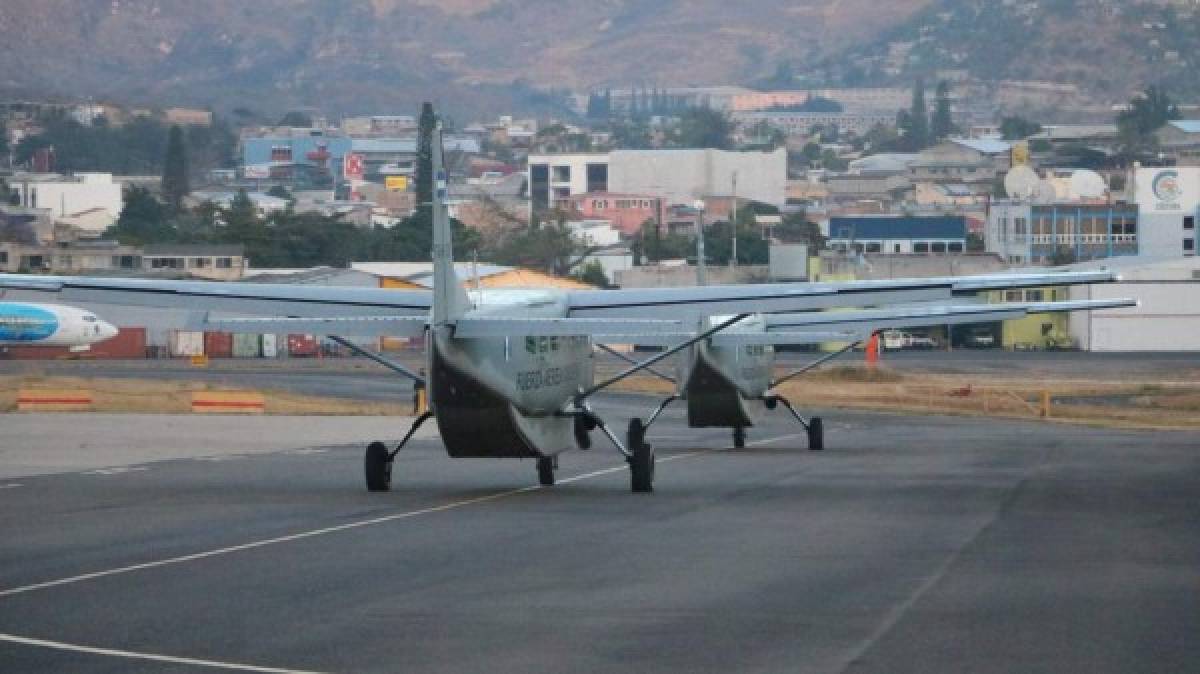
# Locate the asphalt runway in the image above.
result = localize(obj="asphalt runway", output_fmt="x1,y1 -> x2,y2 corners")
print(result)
0,394 -> 1197,673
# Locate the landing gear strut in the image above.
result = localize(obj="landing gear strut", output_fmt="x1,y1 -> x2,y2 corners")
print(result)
732,425 -> 746,449
364,411 -> 433,491
627,418 -> 655,492
764,395 -> 824,451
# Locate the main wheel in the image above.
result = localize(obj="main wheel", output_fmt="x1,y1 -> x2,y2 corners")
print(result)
733,426 -> 746,449
537,457 -> 556,486
364,441 -> 392,491
627,418 -> 654,493
807,417 -> 824,451
574,414 -> 592,450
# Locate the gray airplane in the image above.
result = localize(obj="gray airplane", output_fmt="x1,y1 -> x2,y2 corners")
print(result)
598,227 -> 1135,452
0,124 -> 1133,493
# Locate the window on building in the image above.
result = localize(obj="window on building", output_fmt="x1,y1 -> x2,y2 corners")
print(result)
270,146 -> 292,162
0,252 -> 7,265
1026,289 -> 1044,302
552,165 -> 571,182
1186,216 -> 1195,230
586,163 -> 608,192
191,257 -> 211,268
1186,238 -> 1195,252
1015,217 -> 1027,235
894,244 -> 901,253
216,258 -> 233,269
931,242 -> 947,253
1005,290 -> 1023,302
866,242 -> 882,253
948,242 -> 964,252
914,242 -> 930,253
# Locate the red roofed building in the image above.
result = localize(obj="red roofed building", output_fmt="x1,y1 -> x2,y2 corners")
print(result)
554,192 -> 663,236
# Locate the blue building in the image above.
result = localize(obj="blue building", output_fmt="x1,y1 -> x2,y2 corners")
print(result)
827,215 -> 968,254
987,202 -> 1139,265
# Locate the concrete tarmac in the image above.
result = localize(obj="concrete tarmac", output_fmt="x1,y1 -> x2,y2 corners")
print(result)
0,393 -> 1196,673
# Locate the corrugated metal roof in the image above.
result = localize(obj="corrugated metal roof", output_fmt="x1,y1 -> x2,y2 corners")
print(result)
951,138 -> 1011,154
828,216 -> 966,240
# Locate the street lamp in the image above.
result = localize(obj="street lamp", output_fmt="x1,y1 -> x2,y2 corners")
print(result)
693,199 -> 707,286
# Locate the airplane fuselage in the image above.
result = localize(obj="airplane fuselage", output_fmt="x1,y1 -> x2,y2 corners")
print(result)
681,314 -> 775,429
0,302 -> 118,348
428,289 -> 594,459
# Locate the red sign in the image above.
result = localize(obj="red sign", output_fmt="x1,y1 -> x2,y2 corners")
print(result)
344,153 -> 365,180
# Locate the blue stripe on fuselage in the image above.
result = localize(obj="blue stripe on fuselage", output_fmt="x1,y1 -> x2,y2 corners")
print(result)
0,303 -> 59,342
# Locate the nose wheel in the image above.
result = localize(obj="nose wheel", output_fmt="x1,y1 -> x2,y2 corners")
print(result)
732,426 -> 746,449
537,456 -> 556,486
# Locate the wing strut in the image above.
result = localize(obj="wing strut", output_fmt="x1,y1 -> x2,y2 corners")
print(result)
770,338 -> 864,389
594,343 -> 677,385
327,335 -> 426,385
575,313 -> 750,402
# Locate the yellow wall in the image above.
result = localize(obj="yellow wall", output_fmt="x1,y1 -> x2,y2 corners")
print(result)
989,287 -> 1071,349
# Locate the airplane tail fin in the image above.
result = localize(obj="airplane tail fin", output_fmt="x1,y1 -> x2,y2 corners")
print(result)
430,120 -> 470,326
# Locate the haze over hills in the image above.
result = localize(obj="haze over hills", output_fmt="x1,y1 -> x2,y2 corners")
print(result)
0,0 -> 1196,118
0,0 -> 930,117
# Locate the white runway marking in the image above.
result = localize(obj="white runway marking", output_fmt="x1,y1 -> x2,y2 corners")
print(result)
0,446 -> 736,599
0,632 -> 323,673
0,483 -> 22,490
83,466 -> 148,476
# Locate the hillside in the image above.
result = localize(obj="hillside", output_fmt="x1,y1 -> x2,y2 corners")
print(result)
824,0 -> 1200,105
0,0 -> 929,117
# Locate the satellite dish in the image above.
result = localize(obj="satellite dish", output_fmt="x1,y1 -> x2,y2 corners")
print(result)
1004,166 -> 1039,200
1069,170 -> 1107,199
1034,181 -> 1058,204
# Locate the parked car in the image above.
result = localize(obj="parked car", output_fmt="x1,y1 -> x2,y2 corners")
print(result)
963,332 -> 997,348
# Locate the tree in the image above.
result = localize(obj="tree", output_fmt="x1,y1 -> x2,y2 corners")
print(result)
161,125 -> 190,214
106,186 -> 171,245
0,118 -> 7,159
673,107 -> 733,149
999,115 -> 1042,140
703,220 -> 768,265
571,260 -> 610,288
774,213 -> 826,250
908,79 -> 929,151
639,219 -> 692,262
276,111 -> 313,127
1116,85 -> 1181,160
265,185 -> 293,201
931,80 -> 955,142
416,102 -> 437,205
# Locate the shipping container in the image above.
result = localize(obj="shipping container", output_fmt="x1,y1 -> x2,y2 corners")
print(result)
261,334 -> 279,358
169,331 -> 205,357
0,326 -> 147,360
204,332 -> 233,358
287,334 -> 319,357
232,333 -> 261,358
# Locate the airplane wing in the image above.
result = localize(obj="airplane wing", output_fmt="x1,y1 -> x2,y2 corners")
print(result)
765,298 -> 1137,335
566,270 -> 1119,319
0,274 -> 432,318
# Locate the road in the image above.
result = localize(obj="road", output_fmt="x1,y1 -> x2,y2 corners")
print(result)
0,394 -> 1196,672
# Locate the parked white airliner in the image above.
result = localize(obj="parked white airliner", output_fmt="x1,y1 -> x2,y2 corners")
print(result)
0,301 -> 118,349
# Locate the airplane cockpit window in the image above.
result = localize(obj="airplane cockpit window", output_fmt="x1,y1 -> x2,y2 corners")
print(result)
83,315 -> 98,322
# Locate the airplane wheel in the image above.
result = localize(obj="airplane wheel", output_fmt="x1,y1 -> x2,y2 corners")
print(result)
627,418 -> 654,493
733,426 -> 746,449
807,417 -> 824,451
574,415 -> 592,450
764,397 -> 778,410
537,457 -> 555,486
364,441 -> 392,491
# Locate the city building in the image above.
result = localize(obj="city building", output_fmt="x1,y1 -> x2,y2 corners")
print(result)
141,244 -> 247,281
554,192 -> 663,236
986,201 -> 1139,265
1155,120 -> 1200,166
1067,257 -> 1200,351
733,110 -> 895,138
827,215 -> 967,254
909,139 -> 1011,193
1132,167 -> 1199,258
8,173 -> 123,222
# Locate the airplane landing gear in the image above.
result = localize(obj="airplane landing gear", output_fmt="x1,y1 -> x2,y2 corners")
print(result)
364,411 -> 433,492
365,441 -> 392,491
733,426 -> 746,449
574,413 -> 594,450
537,456 -> 556,486
627,418 -> 655,493
764,395 -> 824,451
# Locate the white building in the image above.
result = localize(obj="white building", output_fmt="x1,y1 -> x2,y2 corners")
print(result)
9,173 -> 123,222
528,148 -> 787,216
1068,257 -> 1200,351
1132,167 -> 1199,258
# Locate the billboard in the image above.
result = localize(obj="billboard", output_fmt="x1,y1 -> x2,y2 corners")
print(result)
243,164 -> 270,179
1011,141 -> 1029,167
385,175 -> 408,191
343,153 -> 365,180
1136,167 -> 1200,214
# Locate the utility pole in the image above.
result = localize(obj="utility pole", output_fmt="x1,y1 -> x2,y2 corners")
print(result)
693,199 -> 707,286
730,171 -> 738,268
